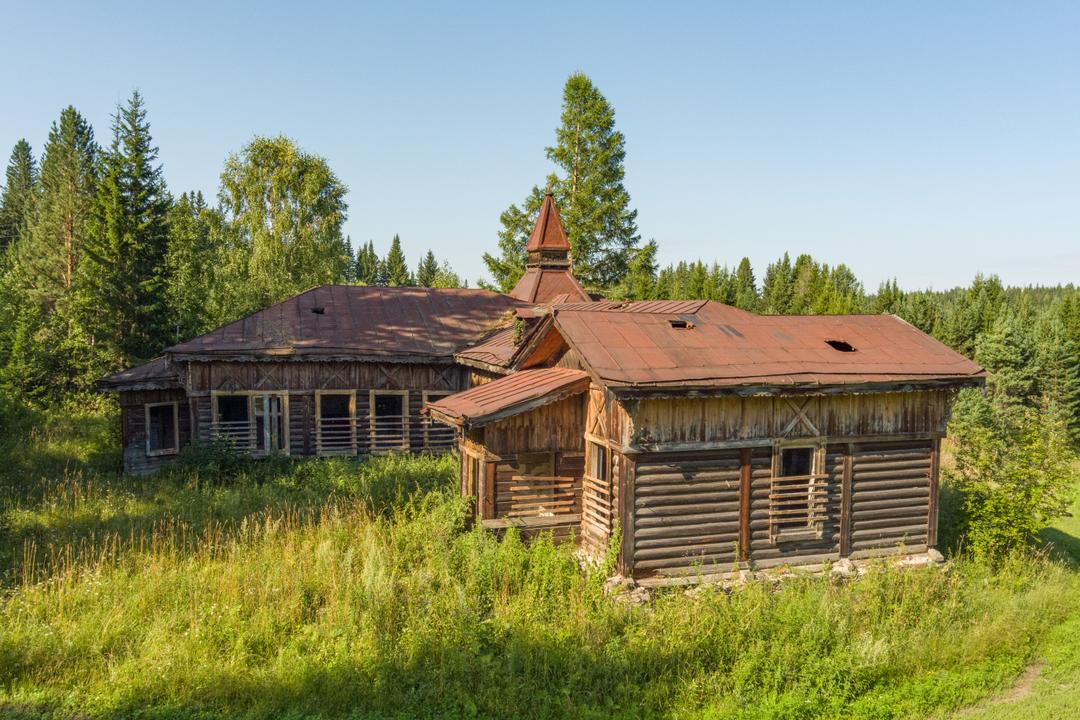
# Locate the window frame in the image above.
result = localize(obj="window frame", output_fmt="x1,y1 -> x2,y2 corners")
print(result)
769,439 -> 827,544
144,401 -> 180,457
588,440 -> 609,483
315,390 -> 357,456
210,391 -> 291,456
368,389 -> 410,452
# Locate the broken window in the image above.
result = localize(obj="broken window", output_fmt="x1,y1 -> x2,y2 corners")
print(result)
214,393 -> 288,455
770,444 -> 827,543
145,402 -> 178,456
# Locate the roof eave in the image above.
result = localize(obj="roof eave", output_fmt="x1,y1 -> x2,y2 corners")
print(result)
608,375 -> 986,399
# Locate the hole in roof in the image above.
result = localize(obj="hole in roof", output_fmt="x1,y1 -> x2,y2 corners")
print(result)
311,307 -> 325,315
669,319 -> 694,329
825,339 -> 855,352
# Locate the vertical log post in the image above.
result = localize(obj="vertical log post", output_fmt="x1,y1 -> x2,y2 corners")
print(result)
483,461 -> 497,520
619,457 -> 635,578
927,438 -> 940,549
840,443 -> 854,557
739,447 -> 752,564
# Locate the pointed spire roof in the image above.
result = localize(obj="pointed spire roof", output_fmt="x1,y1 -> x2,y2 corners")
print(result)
526,191 -> 571,253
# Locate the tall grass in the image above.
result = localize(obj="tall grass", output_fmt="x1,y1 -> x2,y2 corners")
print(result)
1,402 -> 1079,719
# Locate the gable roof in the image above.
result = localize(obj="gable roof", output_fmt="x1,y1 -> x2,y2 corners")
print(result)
426,367 -> 590,427
167,286 -> 527,361
544,301 -> 985,393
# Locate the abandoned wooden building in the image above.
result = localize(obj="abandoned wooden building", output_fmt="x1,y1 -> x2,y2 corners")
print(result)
427,300 -> 985,580
101,190 -> 984,577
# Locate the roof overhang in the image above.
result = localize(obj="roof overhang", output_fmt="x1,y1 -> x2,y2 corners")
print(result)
608,375 -> 986,400
426,368 -> 591,428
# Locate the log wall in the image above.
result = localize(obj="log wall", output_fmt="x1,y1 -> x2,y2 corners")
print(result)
848,440 -> 934,558
118,389 -> 192,475
617,390 -> 949,579
630,449 -> 744,577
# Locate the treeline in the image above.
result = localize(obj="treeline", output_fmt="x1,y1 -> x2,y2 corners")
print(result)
0,93 -> 464,400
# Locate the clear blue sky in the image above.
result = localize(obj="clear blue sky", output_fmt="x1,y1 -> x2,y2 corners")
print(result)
3,1 -> 1078,291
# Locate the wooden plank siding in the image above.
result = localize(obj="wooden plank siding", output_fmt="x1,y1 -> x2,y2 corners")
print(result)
630,390 -> 952,451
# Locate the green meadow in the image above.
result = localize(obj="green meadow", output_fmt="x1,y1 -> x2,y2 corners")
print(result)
1,402 -> 1078,720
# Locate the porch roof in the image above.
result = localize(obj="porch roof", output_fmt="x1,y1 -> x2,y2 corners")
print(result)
425,367 -> 590,428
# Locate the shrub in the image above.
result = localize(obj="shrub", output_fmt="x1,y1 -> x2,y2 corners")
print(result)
946,390 -> 1077,559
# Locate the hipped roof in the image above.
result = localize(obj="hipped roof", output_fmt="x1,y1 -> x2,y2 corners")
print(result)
166,286 -> 527,360
426,367 -> 590,427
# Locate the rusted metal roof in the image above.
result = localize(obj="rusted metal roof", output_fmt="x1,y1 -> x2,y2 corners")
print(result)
426,367 -> 590,426
525,191 -> 571,252
98,356 -> 180,391
509,266 -> 591,304
455,326 -> 519,370
551,302 -> 986,391
167,286 -> 527,360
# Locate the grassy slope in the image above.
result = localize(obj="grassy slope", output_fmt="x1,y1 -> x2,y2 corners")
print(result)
1,403 -> 1078,719
944,485 -> 1080,720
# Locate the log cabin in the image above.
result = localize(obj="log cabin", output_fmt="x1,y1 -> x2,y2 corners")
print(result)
427,295 -> 986,581
101,191 -> 985,579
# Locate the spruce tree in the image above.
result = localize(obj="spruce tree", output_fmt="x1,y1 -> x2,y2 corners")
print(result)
354,240 -> 380,285
733,257 -> 759,311
380,234 -> 412,286
0,140 -> 37,253
614,240 -> 658,300
16,106 -> 97,311
416,249 -> 439,287
80,91 -> 171,361
486,73 -> 639,291
761,253 -> 794,314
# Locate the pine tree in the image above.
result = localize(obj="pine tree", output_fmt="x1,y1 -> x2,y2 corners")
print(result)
16,106 -> 97,311
79,91 -> 171,361
354,240 -> 380,285
486,73 -> 639,291
380,234 -> 412,286
416,249 -> 439,287
0,140 -> 37,254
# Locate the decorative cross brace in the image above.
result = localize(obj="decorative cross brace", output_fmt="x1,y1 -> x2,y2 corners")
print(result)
781,397 -> 820,437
